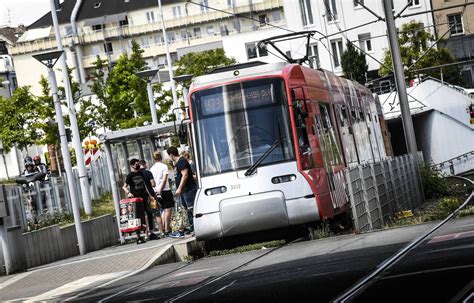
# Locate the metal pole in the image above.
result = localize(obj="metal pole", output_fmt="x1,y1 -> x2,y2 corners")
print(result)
121,142 -> 131,174
104,142 -> 124,244
50,0 -> 93,215
137,139 -> 145,161
158,0 -> 179,120
48,67 -> 86,255
147,81 -> 159,125
0,224 -> 12,275
382,0 -> 418,154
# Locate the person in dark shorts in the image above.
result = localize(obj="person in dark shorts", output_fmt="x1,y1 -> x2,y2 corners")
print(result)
167,146 -> 197,238
139,160 -> 159,240
122,159 -> 153,244
150,151 -> 174,236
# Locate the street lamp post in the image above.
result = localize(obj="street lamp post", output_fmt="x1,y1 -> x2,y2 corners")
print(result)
50,0 -> 93,215
136,69 -> 159,125
33,50 -> 86,255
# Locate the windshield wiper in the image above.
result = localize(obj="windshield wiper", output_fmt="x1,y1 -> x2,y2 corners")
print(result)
244,139 -> 281,176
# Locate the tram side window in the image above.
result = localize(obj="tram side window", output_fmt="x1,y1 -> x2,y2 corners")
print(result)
294,100 -> 313,169
317,103 -> 343,167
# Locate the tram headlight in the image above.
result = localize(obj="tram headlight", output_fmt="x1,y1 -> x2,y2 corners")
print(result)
205,186 -> 227,196
272,174 -> 296,184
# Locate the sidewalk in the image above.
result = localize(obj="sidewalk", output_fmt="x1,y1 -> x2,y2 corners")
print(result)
0,235 -> 195,302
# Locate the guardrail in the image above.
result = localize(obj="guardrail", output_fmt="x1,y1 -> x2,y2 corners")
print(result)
431,150 -> 474,176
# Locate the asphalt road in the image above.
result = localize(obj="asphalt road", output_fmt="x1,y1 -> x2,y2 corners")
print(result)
74,216 -> 474,303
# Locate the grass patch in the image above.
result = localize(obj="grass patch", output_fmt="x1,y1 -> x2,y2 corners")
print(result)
25,193 -> 115,231
309,221 -> 334,240
207,240 -> 285,257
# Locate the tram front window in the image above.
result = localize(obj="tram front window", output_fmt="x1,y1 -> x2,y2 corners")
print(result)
191,78 -> 295,176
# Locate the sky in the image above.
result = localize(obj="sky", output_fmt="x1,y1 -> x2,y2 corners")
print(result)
0,0 -> 50,27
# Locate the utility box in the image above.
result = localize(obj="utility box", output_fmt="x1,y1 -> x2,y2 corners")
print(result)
0,185 -> 9,219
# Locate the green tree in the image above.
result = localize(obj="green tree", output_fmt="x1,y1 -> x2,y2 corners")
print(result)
0,86 -> 42,153
379,21 -> 459,83
104,40 -> 150,129
89,55 -> 110,129
341,41 -> 368,84
174,48 -> 236,86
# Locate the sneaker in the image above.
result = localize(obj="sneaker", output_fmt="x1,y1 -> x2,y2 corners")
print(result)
137,238 -> 147,244
169,231 -> 185,239
149,233 -> 160,240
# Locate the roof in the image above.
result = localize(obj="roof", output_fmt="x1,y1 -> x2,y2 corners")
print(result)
29,0 -> 184,29
0,26 -> 26,43
98,121 -> 176,144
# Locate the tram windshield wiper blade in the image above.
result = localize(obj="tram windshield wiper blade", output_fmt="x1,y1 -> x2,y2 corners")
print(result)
244,139 -> 281,176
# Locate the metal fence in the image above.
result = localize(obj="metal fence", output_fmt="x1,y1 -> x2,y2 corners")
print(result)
345,152 -> 424,232
4,157 -> 112,232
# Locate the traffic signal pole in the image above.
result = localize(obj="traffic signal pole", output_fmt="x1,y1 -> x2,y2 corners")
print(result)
382,0 -> 418,154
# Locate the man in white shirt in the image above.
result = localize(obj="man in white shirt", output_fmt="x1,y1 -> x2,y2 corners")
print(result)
149,151 -> 174,236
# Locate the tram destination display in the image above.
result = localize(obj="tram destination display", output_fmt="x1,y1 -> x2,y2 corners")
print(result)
198,81 -> 277,116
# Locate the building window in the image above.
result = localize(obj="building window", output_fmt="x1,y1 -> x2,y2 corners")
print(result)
200,0 -> 209,12
207,25 -> 214,35
92,24 -> 102,31
180,30 -> 188,40
407,0 -> 420,6
167,32 -> 176,42
330,39 -> 343,68
308,44 -> 320,69
299,0 -> 314,26
64,25 -> 73,36
324,0 -> 338,22
272,11 -> 281,22
448,13 -> 463,35
353,0 -> 364,6
146,11 -> 155,23
172,6 -> 182,17
140,37 -> 149,47
119,17 -> 129,27
233,19 -> 241,32
358,33 -> 372,52
259,14 -> 268,26
245,41 -> 268,60
104,42 -> 113,53
154,35 -> 163,44
193,27 -> 201,38
220,24 -> 229,36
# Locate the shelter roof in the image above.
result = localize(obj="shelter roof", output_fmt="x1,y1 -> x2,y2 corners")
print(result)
98,121 -> 176,144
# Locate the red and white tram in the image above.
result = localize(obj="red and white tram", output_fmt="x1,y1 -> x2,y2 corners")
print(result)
186,60 -> 391,241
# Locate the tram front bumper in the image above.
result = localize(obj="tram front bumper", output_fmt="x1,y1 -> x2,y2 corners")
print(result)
195,191 -> 290,240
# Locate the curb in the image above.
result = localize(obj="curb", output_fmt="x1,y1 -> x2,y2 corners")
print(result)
64,237 -> 200,302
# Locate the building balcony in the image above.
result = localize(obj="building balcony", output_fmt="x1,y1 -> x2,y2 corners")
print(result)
10,0 -> 283,55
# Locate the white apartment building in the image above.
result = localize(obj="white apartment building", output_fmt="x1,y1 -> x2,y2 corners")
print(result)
224,0 -> 434,89
10,0 -> 285,95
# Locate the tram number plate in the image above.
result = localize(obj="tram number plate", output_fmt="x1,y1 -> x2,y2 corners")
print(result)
231,184 -> 241,190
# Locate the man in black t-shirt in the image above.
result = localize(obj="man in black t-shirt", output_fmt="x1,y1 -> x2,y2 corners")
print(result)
122,158 -> 150,244
167,146 -> 197,238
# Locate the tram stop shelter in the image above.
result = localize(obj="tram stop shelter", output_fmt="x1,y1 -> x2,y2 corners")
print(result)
98,122 -> 176,243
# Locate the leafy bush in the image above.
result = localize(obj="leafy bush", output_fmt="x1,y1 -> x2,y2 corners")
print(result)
419,164 -> 449,199
426,197 -> 462,221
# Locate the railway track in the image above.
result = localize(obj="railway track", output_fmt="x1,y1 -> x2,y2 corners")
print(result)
97,238 -> 301,303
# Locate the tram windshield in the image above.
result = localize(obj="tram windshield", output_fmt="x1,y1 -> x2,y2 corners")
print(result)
191,78 -> 295,177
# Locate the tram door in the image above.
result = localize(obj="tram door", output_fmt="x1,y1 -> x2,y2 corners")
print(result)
291,87 -> 334,219
314,103 -> 347,210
